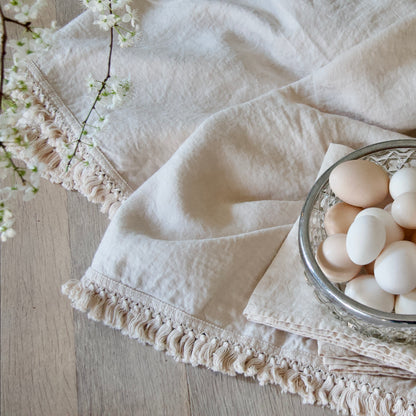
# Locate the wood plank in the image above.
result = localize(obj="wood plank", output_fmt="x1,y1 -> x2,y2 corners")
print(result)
186,363 -> 337,416
55,0 -> 85,27
1,179 -> 78,416
67,191 -> 191,416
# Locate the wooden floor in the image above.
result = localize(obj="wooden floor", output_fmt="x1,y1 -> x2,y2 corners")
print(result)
1,2 -> 338,415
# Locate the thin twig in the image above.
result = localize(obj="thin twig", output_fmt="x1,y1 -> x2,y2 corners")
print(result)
3,16 -> 32,32
0,142 -> 26,185
0,6 -> 8,114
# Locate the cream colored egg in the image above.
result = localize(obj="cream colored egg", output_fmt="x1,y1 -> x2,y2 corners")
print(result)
389,167 -> 416,199
355,207 -> 404,246
315,234 -> 361,283
395,289 -> 416,314
345,274 -> 394,312
391,192 -> 416,229
346,215 -> 386,265
329,159 -> 389,208
324,202 -> 362,235
374,240 -> 416,294
374,193 -> 394,209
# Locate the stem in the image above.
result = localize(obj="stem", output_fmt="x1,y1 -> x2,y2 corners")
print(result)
0,142 -> 26,186
66,8 -> 114,171
3,16 -> 32,32
0,6 -> 8,114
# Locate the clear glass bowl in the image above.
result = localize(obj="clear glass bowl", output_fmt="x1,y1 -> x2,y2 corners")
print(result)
298,139 -> 416,344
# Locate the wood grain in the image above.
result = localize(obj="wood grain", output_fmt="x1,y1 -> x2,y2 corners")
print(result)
0,2 -> 339,415
1,179 -> 77,416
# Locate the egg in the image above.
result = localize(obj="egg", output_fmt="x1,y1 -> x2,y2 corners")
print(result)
395,289 -> 416,314
384,202 -> 392,213
329,159 -> 389,207
346,215 -> 386,265
391,192 -> 416,229
374,240 -> 416,294
389,167 -> 416,199
409,230 -> 416,244
345,274 -> 395,312
364,260 -> 375,275
355,207 -> 404,246
374,193 -> 394,209
316,234 -> 361,283
323,202 -> 362,235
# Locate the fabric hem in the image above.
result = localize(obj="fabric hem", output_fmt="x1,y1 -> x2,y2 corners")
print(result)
62,273 -> 415,416
18,61 -> 133,217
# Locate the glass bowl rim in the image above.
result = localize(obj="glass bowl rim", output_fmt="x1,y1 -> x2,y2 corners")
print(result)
298,139 -> 416,328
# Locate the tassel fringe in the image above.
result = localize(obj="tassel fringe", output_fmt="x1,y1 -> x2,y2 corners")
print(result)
62,279 -> 416,416
16,68 -> 132,217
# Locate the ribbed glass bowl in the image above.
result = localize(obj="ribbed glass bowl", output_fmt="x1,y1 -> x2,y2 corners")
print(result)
299,139 -> 416,344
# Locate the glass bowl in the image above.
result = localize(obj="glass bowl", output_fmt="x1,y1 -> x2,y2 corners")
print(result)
298,139 -> 416,344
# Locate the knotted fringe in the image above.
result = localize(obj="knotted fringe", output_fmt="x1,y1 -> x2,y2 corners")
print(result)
62,279 -> 416,416
15,73 -> 131,218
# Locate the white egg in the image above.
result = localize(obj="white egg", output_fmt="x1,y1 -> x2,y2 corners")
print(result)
346,215 -> 386,265
355,207 -> 404,246
384,202 -> 392,213
374,240 -> 416,294
389,167 -> 416,199
345,274 -> 394,312
391,192 -> 416,229
395,289 -> 416,314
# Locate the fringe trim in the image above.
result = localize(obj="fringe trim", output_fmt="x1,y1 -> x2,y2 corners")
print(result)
16,70 -> 132,218
62,279 -> 416,416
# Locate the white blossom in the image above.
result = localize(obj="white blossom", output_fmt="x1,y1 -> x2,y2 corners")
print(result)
5,0 -> 46,23
111,0 -> 131,10
94,13 -> 119,31
122,4 -> 139,28
117,30 -> 140,48
1,227 -> 16,242
82,0 -> 110,13
0,206 -> 16,241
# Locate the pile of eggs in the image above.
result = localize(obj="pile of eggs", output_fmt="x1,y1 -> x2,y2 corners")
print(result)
317,159 -> 416,314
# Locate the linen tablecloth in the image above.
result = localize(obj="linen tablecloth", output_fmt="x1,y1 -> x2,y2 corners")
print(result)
21,1 -> 416,414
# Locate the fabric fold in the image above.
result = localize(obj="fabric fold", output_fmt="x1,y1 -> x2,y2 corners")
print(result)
21,1 -> 416,414
244,143 -> 416,379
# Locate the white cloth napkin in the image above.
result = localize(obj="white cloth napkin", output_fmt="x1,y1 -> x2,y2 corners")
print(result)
21,1 -> 416,414
244,143 -> 416,379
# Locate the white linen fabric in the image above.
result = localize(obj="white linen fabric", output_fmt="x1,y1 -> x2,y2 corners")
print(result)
22,1 -> 416,414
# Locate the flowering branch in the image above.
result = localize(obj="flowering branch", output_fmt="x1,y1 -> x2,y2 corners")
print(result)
0,0 -> 140,241
66,0 -> 140,170
0,0 -> 54,241
0,5 -> 33,188
66,10 -> 114,170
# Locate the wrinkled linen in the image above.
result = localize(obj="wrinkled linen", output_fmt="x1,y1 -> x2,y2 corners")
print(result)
23,1 -> 416,414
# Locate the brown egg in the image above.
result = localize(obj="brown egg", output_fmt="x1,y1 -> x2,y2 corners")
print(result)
364,260 -> 375,275
316,234 -> 361,283
329,159 -> 389,207
408,229 -> 416,244
324,202 -> 362,235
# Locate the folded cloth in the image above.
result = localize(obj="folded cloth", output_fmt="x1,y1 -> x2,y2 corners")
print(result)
244,143 -> 416,379
318,343 -> 416,379
22,1 -> 416,414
